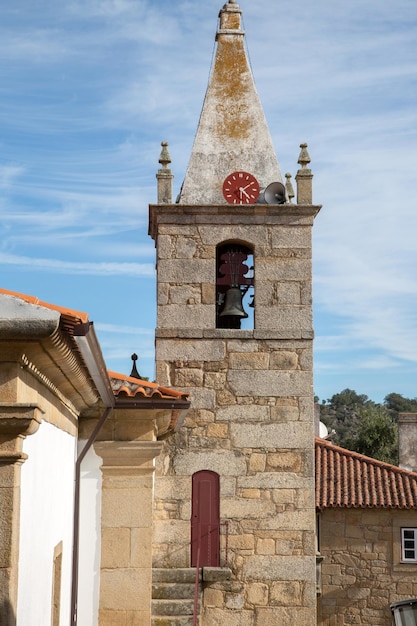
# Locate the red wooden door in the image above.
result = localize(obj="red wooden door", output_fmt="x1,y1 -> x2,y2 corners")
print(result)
191,470 -> 220,567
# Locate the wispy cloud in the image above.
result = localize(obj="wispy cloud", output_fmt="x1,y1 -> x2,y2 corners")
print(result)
0,253 -> 155,277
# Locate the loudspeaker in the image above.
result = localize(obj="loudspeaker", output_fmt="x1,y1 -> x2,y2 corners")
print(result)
264,182 -> 286,205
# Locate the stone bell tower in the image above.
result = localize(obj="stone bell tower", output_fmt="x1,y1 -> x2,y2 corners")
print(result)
149,1 -> 321,625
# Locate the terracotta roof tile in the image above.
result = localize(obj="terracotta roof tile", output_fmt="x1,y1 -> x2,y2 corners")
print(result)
108,370 -> 189,402
0,288 -> 89,331
316,437 -> 417,510
0,289 -> 189,404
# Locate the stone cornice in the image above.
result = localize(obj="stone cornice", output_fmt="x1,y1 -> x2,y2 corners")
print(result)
94,440 -> 163,474
0,403 -> 44,463
149,204 -> 322,239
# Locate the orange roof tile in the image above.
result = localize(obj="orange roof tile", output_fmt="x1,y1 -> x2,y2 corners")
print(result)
0,288 -> 89,326
316,437 -> 417,510
108,370 -> 189,402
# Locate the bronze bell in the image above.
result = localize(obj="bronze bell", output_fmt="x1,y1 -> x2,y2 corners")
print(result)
219,287 -> 248,319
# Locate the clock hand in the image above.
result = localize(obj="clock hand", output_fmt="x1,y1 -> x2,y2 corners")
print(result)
240,188 -> 250,199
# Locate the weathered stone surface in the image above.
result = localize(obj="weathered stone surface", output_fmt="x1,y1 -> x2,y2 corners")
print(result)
271,226 -> 311,249
216,404 -> 268,422
100,568 -> 151,611
229,352 -> 269,370
230,422 -> 312,449
158,259 -> 213,282
255,305 -> 312,331
173,451 -> 247,476
243,555 -> 315,581
155,339 -> 225,362
157,304 -> 213,329
228,370 -> 312,397
269,350 -> 299,370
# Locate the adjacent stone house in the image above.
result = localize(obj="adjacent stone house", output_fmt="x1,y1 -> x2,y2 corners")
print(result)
0,288 -> 189,625
316,435 -> 417,625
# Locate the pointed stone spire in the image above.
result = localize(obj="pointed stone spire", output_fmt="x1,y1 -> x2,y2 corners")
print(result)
178,1 -> 282,204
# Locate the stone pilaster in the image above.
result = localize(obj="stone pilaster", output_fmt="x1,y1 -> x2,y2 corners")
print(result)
95,440 -> 162,626
0,403 -> 43,625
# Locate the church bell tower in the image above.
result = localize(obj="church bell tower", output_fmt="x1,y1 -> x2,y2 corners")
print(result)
149,1 -> 321,624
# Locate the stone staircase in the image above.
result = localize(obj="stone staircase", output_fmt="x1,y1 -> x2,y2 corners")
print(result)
151,568 -> 201,626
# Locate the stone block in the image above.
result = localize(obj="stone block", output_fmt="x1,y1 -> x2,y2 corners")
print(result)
204,588 -> 224,607
230,421 -> 312,449
203,608 -> 254,626
256,258 -> 311,281
246,582 -> 269,606
185,387 -> 216,410
243,555 -> 314,581
176,236 -> 197,258
267,452 -> 303,472
174,368 -> 204,387
157,304 -> 213,329
256,538 -> 275,555
157,258 -> 213,282
204,372 -> 227,389
130,528 -> 152,568
154,476 -> 191,500
270,580 -> 303,605
156,339 -> 225,362
270,351 -> 299,370
249,453 -> 266,472
228,369 -> 312,398
101,528 -> 130,569
229,352 -> 269,370
198,225 -> 268,247
173,450 -> 246,476
101,487 -> 152,528
201,282 -> 216,304
221,497 -> 275,519
157,234 -> 175,259
270,405 -> 300,422
207,423 -> 228,438
169,285 -> 201,305
271,226 -> 311,249
228,534 -> 255,550
100,568 -> 151,611
216,404 -> 268,422
255,305 -> 312,331
255,606 -> 316,626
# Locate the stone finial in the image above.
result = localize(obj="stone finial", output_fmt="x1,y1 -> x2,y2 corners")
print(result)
285,173 -> 294,204
156,141 -> 174,204
218,0 -> 243,34
296,142 -> 313,204
298,143 -> 311,169
159,141 -> 171,169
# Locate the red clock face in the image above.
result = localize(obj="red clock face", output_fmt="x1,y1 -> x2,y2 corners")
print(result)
222,171 -> 260,205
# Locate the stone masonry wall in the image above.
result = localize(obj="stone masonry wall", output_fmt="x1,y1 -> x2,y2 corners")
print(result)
151,204 -> 319,625
318,508 -> 417,626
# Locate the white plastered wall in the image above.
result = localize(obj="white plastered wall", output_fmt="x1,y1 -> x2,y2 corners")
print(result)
17,420 -> 76,626
77,443 -> 102,626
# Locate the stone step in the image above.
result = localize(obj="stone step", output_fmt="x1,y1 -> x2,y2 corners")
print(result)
153,582 -> 196,600
152,599 -> 195,617
152,568 -> 199,584
151,617 -> 194,626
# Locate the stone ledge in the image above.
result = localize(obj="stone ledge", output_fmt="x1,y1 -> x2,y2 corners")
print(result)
202,567 -> 232,582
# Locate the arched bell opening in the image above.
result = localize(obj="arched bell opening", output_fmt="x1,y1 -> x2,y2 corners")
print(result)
216,241 -> 254,329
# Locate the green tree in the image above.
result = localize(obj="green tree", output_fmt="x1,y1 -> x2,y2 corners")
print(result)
345,405 -> 398,465
384,393 -> 417,418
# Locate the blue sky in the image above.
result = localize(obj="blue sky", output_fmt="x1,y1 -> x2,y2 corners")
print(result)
1,0 -> 416,403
